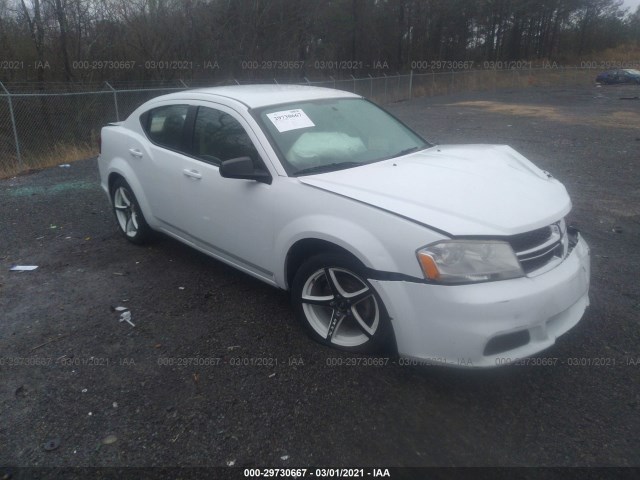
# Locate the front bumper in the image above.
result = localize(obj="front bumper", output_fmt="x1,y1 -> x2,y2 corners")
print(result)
371,235 -> 590,368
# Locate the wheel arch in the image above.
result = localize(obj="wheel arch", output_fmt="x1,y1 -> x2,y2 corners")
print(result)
105,163 -> 155,228
108,171 -> 125,195
276,215 -> 404,290
284,238 -> 363,291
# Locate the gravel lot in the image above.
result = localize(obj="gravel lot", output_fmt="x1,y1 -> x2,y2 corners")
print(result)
1,84 -> 639,472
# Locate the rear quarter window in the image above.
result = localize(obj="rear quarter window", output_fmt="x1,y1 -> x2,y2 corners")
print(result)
140,105 -> 189,151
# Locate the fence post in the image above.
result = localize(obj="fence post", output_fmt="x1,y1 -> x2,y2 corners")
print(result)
0,81 -> 23,169
105,82 -> 119,122
409,70 -> 413,99
351,74 -> 356,93
383,73 -> 388,103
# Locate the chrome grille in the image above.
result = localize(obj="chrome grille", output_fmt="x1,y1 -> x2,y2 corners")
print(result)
507,221 -> 566,275
508,226 -> 552,251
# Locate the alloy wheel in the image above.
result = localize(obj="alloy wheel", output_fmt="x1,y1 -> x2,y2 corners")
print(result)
113,186 -> 139,238
300,267 -> 380,347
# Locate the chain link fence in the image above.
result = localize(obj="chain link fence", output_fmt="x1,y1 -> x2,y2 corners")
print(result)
0,67 -> 595,176
0,83 -> 188,176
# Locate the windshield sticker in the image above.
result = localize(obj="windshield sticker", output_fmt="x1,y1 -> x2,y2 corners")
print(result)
266,109 -> 315,132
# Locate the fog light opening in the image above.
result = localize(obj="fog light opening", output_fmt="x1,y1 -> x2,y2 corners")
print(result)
483,330 -> 531,356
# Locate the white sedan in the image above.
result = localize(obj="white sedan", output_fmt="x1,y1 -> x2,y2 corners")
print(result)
98,85 -> 590,367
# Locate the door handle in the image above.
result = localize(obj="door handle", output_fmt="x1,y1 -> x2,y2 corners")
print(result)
128,148 -> 143,158
183,169 -> 202,179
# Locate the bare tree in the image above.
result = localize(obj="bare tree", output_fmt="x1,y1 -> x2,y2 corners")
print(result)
19,0 -> 47,82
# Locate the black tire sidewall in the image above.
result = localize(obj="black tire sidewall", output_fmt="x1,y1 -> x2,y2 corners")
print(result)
291,252 -> 394,354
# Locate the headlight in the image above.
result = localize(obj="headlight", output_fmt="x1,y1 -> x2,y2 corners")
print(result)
416,240 -> 524,284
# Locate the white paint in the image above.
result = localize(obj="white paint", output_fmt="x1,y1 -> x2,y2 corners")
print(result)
98,85 -> 591,367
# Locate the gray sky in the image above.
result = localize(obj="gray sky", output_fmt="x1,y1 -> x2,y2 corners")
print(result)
622,0 -> 640,13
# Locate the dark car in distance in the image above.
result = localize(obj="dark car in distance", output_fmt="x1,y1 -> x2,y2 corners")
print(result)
596,69 -> 640,85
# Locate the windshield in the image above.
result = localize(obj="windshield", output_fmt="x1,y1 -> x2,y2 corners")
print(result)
255,98 -> 430,176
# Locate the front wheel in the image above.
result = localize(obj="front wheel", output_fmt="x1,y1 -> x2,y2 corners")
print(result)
110,178 -> 152,244
291,253 -> 394,353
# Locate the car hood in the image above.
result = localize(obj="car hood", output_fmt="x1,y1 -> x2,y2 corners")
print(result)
298,145 -> 571,236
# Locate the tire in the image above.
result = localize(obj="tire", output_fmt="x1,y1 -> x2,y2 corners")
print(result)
110,178 -> 152,245
291,253 -> 394,353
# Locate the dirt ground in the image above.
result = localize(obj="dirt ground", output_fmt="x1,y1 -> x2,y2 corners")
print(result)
1,84 -> 639,474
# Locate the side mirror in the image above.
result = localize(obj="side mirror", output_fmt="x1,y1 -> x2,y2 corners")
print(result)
219,156 -> 272,185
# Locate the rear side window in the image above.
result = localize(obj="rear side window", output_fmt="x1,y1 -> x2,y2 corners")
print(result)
142,105 -> 189,151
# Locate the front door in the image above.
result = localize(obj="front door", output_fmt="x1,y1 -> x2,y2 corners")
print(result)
177,104 -> 276,282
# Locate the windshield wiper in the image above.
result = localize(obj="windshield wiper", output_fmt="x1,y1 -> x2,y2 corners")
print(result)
294,161 -> 362,176
391,146 -> 422,159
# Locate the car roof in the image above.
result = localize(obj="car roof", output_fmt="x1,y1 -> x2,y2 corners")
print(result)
183,84 -> 361,109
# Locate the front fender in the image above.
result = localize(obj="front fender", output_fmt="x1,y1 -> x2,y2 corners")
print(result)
274,214 -> 400,288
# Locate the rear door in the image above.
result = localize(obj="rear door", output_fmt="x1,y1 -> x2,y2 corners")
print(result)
137,103 -> 194,233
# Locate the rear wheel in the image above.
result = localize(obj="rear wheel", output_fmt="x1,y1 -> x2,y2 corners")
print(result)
111,178 -> 152,244
291,253 -> 394,353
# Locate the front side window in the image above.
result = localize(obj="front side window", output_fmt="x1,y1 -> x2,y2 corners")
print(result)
255,98 -> 429,176
142,105 -> 189,151
193,106 -> 261,166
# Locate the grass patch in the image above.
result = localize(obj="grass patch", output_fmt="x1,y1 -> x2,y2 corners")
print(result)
579,44 -> 640,63
0,142 -> 97,179
409,68 -> 595,100
447,100 -> 640,130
